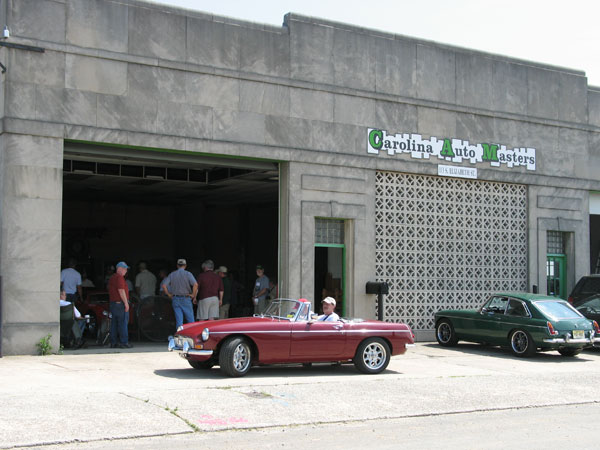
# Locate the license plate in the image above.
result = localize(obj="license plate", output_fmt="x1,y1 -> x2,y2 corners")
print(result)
573,330 -> 585,339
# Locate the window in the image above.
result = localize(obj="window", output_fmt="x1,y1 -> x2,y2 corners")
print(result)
315,218 -> 344,244
506,299 -> 529,317
485,296 -> 508,313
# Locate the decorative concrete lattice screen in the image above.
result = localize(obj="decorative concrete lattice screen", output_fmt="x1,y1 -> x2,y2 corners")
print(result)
375,172 -> 528,331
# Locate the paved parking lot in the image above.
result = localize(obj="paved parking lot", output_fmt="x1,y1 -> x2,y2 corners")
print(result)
1,342 -> 600,449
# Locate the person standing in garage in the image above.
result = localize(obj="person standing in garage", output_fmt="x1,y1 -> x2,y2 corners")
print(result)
196,260 -> 223,321
60,258 -> 83,303
252,265 -> 270,314
108,261 -> 132,349
135,261 -> 157,300
162,259 -> 198,329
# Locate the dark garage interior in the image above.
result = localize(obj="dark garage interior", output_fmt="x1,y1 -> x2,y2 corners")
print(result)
61,143 -> 279,334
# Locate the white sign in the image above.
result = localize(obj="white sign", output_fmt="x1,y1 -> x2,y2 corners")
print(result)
367,128 -> 536,171
438,164 -> 477,179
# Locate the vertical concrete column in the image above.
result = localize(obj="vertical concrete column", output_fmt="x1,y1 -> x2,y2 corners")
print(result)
0,134 -> 63,355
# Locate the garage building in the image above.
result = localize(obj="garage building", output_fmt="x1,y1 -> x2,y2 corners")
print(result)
1,0 -> 600,354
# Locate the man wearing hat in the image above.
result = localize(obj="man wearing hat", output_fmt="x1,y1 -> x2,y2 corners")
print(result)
162,259 -> 198,329
252,265 -> 270,314
108,261 -> 133,348
317,297 -> 340,322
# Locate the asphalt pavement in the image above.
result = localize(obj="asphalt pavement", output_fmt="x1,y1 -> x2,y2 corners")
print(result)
2,342 -> 600,449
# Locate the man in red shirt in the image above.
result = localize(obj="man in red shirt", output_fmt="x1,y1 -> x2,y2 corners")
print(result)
196,259 -> 224,321
108,261 -> 132,348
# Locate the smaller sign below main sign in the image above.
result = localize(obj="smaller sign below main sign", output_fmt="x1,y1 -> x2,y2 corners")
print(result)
438,164 -> 477,179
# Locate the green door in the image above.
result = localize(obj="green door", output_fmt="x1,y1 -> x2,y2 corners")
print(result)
546,255 -> 566,299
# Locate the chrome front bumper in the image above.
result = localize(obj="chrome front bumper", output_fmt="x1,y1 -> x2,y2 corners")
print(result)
543,336 -> 600,345
168,336 -> 214,357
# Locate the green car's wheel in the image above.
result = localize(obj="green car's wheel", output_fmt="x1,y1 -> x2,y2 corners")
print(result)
436,319 -> 458,347
220,337 -> 252,377
188,359 -> 215,370
353,338 -> 390,374
558,348 -> 582,357
509,329 -> 536,357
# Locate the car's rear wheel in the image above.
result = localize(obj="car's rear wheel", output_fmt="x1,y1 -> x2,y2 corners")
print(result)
353,338 -> 390,374
509,329 -> 536,357
436,319 -> 458,347
220,337 -> 252,377
188,359 -> 215,370
558,348 -> 582,357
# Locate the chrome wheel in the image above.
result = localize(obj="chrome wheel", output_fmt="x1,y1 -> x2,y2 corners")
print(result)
436,319 -> 458,347
510,329 -> 535,357
353,338 -> 390,374
232,342 -> 250,372
220,337 -> 252,377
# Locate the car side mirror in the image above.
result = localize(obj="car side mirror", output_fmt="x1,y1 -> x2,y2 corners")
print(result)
480,307 -> 488,314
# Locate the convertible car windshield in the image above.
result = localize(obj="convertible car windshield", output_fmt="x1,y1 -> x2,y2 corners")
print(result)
262,299 -> 308,321
534,300 -> 582,320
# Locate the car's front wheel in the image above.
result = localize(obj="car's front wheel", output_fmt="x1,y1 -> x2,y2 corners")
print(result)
509,329 -> 536,357
436,319 -> 458,347
558,348 -> 582,357
188,359 -> 215,370
220,337 -> 252,377
353,338 -> 390,374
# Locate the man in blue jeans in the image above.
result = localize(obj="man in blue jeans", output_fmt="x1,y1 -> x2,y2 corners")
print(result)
107,261 -> 133,348
162,259 -> 198,329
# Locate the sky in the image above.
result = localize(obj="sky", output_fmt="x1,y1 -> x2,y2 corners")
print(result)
151,0 -> 600,87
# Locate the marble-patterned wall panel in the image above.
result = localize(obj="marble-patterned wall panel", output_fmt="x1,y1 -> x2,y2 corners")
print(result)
97,94 -> 157,133
66,0 -> 128,52
455,52 -> 493,110
589,89 -> 600,127
333,95 -> 375,127
416,44 -> 456,104
1,198 -> 62,231
128,5 -> 186,61
3,135 -> 63,169
333,28 -> 375,91
265,116 -> 312,149
5,166 -> 61,200
186,17 -> 240,69
238,27 -> 290,78
375,101 -> 418,132
7,49 -> 64,88
156,101 -> 212,139
374,37 -> 416,98
527,67 -> 559,120
240,81 -> 290,117
2,291 -> 57,325
35,87 -> 97,127
417,106 -> 457,138
2,325 -> 59,356
492,60 -> 528,115
9,0 -> 65,43
301,174 -> 365,194
66,54 -> 127,95
5,82 -> 36,119
128,65 -> 187,104
310,122 -> 362,155
186,73 -> 239,110
559,128 -> 589,156
5,227 -> 60,261
558,73 -> 588,124
213,109 -> 265,144
290,88 -> 334,122
289,18 -> 334,85
456,113 -> 495,143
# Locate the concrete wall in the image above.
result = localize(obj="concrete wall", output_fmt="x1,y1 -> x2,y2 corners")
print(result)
1,0 -> 599,353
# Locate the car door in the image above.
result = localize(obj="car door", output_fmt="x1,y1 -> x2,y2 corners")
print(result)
469,296 -> 509,343
495,298 -> 532,341
289,320 -> 346,359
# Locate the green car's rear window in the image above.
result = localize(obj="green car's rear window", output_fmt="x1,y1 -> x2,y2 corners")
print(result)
534,301 -> 582,320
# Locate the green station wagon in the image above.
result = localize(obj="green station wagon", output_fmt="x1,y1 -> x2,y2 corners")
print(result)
435,293 -> 600,357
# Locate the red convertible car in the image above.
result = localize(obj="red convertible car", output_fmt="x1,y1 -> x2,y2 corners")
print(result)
168,298 -> 415,377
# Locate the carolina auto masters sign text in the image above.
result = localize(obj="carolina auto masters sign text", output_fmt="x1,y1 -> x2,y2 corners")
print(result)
367,128 -> 536,171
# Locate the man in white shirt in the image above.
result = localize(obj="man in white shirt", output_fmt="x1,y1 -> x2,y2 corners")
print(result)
317,297 -> 340,321
135,262 -> 157,299
59,288 -> 85,349
60,259 -> 82,303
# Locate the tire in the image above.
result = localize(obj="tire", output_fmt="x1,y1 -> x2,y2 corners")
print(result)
558,348 -> 582,357
219,337 -> 252,377
436,319 -> 458,346
353,338 -> 391,374
509,329 -> 536,357
188,359 -> 215,370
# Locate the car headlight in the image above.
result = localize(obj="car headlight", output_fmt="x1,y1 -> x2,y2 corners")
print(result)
201,328 -> 210,341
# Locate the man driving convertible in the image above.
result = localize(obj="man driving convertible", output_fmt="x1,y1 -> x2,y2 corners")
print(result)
316,297 -> 340,322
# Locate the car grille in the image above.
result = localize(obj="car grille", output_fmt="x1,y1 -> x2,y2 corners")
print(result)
174,336 -> 194,348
